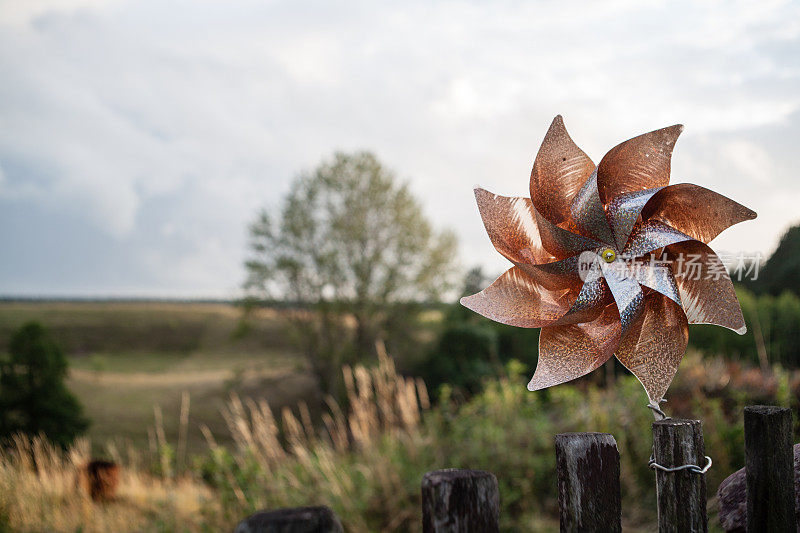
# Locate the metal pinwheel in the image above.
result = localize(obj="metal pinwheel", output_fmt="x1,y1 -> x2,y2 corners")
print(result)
461,116 -> 757,414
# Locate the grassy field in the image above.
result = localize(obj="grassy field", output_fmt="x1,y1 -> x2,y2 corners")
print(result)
1,301 -> 799,531
0,301 -> 316,453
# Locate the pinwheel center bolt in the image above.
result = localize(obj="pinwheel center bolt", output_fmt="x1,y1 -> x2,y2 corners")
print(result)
601,248 -> 617,263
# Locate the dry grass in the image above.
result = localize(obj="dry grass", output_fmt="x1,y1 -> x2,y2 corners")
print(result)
219,343 -> 427,459
204,344 -> 431,531
0,435 -> 218,532
0,346 -> 429,532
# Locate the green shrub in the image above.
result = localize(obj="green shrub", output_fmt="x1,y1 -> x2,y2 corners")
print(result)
416,322 -> 499,396
690,288 -> 800,369
0,322 -> 89,448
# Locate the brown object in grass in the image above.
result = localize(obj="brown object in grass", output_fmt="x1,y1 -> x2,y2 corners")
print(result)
86,460 -> 119,501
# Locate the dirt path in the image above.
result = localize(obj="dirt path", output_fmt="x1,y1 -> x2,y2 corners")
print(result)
69,366 -> 291,387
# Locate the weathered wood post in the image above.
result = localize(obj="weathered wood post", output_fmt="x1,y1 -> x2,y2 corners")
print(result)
554,432 -> 621,532
421,469 -> 499,532
652,419 -> 708,532
234,506 -> 343,533
744,405 -> 796,532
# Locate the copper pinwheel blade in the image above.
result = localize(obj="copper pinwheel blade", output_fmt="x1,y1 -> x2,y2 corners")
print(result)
641,183 -> 757,244
614,292 -> 689,405
530,115 -> 595,226
528,303 -> 621,391
473,188 -> 557,264
462,116 -> 756,404
568,170 -> 616,244
461,258 -> 613,329
534,207 -> 602,258
597,124 -> 683,204
460,266 -> 581,329
664,240 -> 747,334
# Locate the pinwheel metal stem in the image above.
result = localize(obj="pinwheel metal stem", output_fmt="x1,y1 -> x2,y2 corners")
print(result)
461,116 -> 756,416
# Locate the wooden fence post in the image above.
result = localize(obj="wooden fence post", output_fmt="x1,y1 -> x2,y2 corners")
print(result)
421,468 -> 499,532
234,506 -> 343,533
554,432 -> 621,532
744,405 -> 796,533
652,419 -> 707,532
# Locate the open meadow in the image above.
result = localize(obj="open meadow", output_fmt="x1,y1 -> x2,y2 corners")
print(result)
0,301 -> 317,453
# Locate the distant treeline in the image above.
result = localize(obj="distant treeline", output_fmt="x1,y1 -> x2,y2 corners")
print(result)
704,223 -> 800,368
740,224 -> 800,298
691,288 -> 800,369
0,301 -> 294,356
0,296 -> 239,304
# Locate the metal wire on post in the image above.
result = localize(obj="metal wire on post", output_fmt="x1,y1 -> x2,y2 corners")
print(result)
652,418 -> 709,530
649,454 -> 712,474
646,399 -> 712,476
647,399 -> 670,421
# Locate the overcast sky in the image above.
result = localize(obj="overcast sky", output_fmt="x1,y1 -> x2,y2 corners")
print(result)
1,0 -> 799,297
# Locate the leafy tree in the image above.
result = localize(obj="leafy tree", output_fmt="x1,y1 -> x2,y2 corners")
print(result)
245,151 -> 457,392
0,322 -> 89,448
745,224 -> 800,297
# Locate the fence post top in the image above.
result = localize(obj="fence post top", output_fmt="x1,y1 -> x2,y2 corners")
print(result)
652,418 -> 700,428
421,468 -> 500,533
422,468 -> 497,485
554,431 -> 616,440
554,433 -> 618,453
744,405 -> 792,416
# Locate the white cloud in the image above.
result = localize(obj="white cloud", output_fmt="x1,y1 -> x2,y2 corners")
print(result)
720,140 -> 776,184
0,0 -> 799,295
0,0 -> 121,28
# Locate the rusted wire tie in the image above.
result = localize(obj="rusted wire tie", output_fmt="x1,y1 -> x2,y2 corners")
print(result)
648,454 -> 712,474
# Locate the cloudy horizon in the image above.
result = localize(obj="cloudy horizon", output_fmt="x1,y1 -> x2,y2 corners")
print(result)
1,0 -> 799,298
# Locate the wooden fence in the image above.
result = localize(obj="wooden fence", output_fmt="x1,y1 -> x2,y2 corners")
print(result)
234,405 -> 797,532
